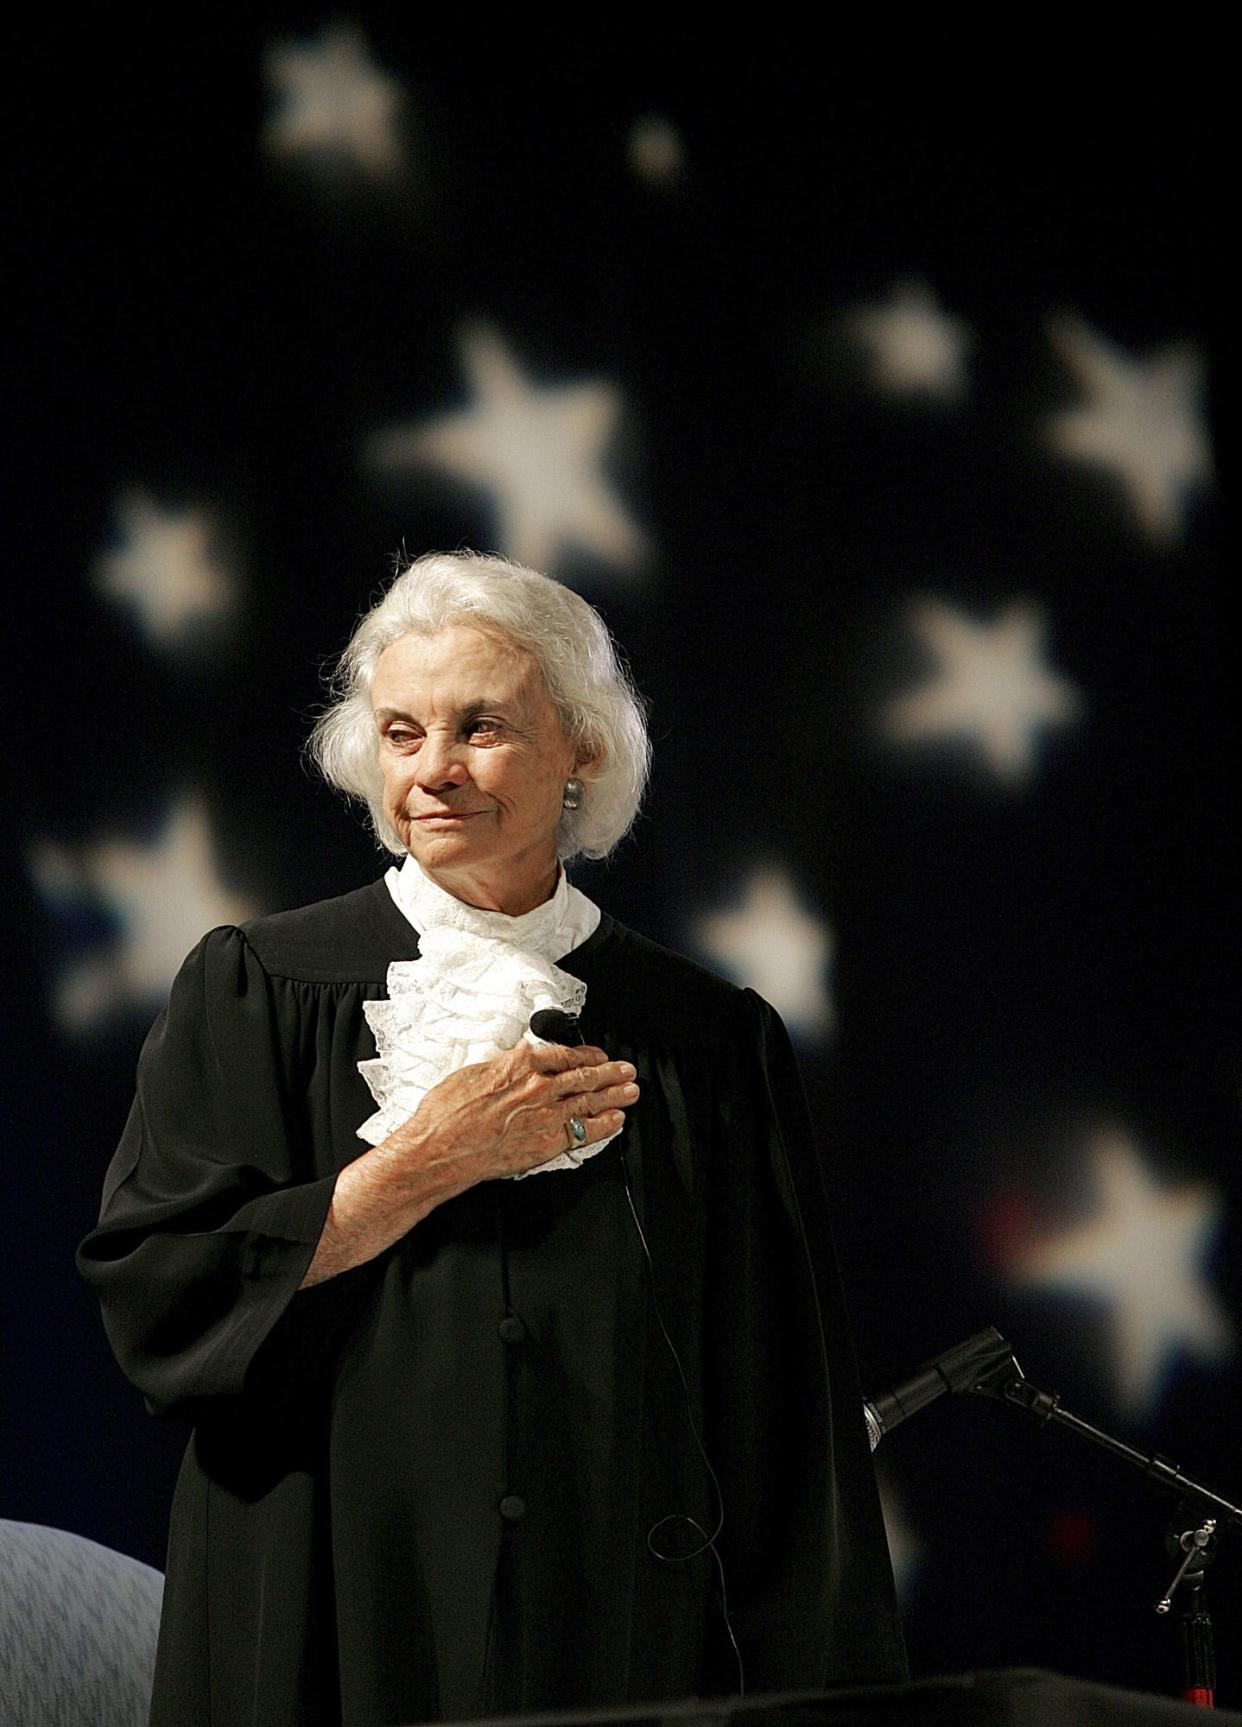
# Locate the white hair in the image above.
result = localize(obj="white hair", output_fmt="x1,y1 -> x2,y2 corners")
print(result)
309,550 -> 651,861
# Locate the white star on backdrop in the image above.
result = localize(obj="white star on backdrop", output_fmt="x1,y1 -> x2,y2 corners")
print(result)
627,115 -> 686,186
695,867 -> 833,1039
263,23 -> 405,177
366,323 -> 647,576
30,799 -> 257,1030
93,492 -> 235,648
849,279 -> 972,400
1047,315 -> 1212,543
884,598 -> 1082,783
1009,1129 -> 1231,1415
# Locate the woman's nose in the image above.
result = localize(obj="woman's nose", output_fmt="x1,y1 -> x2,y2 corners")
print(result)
415,733 -> 469,790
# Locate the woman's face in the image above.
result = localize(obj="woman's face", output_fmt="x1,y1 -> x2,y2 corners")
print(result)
371,624 -> 581,915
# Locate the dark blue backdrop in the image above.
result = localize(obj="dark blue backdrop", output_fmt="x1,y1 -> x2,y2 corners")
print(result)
6,20 -> 1235,1704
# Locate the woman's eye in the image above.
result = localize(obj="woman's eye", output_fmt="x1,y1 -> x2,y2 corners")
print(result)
467,719 -> 503,739
385,728 -> 419,750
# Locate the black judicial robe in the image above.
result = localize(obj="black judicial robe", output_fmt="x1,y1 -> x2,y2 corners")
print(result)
79,879 -> 906,1727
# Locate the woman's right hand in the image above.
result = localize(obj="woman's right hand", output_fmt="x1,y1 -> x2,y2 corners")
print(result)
300,1042 -> 639,1287
386,1039 -> 639,1187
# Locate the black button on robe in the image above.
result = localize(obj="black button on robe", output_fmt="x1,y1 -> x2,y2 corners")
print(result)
79,879 -> 906,1727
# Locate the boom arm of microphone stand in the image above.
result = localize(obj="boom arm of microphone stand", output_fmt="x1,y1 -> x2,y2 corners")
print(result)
969,1350 -> 1242,1531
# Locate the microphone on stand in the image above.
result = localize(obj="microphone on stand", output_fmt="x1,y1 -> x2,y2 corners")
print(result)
863,1326 -> 1018,1452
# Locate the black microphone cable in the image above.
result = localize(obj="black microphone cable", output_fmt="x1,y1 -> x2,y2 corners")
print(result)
528,1008 -> 745,1695
616,1148 -> 745,1697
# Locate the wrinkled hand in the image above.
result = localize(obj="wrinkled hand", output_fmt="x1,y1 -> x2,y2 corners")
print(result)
302,1042 -> 640,1288
385,1040 -> 640,1192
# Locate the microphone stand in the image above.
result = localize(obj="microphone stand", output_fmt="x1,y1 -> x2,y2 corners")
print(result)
962,1327 -> 1242,1709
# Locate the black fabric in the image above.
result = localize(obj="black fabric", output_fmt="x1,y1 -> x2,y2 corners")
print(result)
79,878 -> 907,1727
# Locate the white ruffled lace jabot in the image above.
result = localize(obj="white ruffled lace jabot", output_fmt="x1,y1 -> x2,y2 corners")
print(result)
356,858 -> 611,1178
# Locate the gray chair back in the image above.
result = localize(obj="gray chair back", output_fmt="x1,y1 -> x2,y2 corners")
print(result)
0,1520 -> 163,1727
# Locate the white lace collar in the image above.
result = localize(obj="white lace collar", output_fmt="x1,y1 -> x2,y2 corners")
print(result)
355,859 -> 611,1178
385,854 -> 600,959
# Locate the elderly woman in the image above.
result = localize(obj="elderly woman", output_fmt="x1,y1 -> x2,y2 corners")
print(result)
80,552 -> 905,1727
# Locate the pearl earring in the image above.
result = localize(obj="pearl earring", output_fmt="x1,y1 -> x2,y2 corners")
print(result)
562,777 -> 585,811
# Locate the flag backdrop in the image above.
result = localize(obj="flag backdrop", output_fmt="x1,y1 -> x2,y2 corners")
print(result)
6,20 -> 1235,1702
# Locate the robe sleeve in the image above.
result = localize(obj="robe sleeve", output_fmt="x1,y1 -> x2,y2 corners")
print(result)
706,988 -> 908,1689
77,926 -> 356,1416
